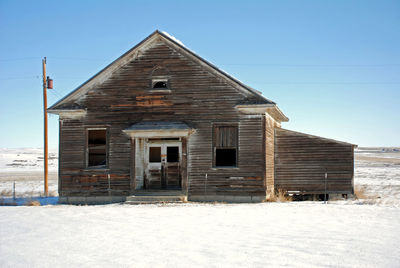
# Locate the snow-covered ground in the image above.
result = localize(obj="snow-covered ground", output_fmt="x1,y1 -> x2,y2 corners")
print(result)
0,203 -> 399,267
0,147 -> 400,267
354,147 -> 400,207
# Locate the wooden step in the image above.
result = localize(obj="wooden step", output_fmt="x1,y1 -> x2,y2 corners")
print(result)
132,190 -> 184,196
125,195 -> 186,204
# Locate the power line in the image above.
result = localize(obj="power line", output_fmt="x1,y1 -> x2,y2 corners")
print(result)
0,57 -> 42,62
252,82 -> 400,85
1,56 -> 400,67
0,76 -> 40,81
222,63 -> 400,67
47,56 -> 113,61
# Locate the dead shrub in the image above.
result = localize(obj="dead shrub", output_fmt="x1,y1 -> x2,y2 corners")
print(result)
25,200 -> 41,206
354,185 -> 379,203
355,185 -> 372,199
0,189 -> 12,197
266,189 -> 292,202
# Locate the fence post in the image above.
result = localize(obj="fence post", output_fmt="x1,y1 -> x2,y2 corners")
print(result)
324,171 -> 328,204
204,173 -> 208,195
108,174 -> 111,197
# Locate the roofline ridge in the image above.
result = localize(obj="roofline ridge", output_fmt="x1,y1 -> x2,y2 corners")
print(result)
49,30 -> 279,111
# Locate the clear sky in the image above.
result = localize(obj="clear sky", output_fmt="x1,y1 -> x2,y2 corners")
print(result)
0,0 -> 399,148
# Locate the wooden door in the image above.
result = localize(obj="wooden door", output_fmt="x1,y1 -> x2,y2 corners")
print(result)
146,144 -> 162,189
145,141 -> 182,189
165,145 -> 181,189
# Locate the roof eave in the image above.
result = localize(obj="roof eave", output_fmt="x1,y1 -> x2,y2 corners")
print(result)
49,30 -> 162,110
236,104 -> 289,122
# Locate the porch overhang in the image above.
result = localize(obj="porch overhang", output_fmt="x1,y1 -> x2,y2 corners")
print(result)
123,121 -> 193,138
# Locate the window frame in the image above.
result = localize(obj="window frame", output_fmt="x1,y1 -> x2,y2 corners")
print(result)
212,124 -> 239,168
85,127 -> 109,170
150,77 -> 171,93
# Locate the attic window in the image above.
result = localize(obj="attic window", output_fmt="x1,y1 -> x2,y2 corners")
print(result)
151,79 -> 169,90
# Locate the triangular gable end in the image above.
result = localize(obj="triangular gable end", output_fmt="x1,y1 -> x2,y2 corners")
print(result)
48,30 -> 286,121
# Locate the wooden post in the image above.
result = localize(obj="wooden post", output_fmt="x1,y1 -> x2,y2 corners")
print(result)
42,57 -> 48,196
130,138 -> 136,193
181,137 -> 188,196
324,170 -> 328,204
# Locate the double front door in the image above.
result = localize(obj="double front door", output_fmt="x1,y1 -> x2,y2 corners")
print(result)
145,140 -> 181,189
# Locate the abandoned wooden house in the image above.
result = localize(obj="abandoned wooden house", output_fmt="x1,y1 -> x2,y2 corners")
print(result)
48,31 -> 356,204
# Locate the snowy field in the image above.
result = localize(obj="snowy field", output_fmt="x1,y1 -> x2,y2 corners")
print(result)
0,148 -> 58,197
0,147 -> 400,267
354,147 -> 400,206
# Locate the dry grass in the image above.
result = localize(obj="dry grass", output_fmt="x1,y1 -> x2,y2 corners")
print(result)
266,189 -> 293,202
354,185 -> 380,203
24,200 -> 41,206
47,190 -> 58,197
0,189 -> 13,197
354,185 -> 370,199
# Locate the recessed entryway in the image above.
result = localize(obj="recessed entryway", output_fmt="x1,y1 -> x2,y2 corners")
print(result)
145,139 -> 182,190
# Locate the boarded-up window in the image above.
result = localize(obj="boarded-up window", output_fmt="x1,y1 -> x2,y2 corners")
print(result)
87,129 -> 107,167
214,126 -> 238,167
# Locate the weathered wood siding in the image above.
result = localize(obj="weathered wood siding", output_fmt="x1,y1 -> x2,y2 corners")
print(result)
274,128 -> 354,194
265,114 -> 275,197
58,39 -> 268,198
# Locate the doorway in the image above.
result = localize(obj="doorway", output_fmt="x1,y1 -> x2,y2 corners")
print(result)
145,140 -> 182,189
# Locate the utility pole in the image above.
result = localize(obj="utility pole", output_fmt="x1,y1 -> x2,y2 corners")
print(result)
42,57 -> 48,196
42,57 -> 53,196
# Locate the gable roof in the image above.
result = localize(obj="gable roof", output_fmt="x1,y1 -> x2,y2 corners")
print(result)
48,30 -> 288,121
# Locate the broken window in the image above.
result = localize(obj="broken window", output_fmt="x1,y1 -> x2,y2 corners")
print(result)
152,79 -> 169,90
214,126 -> 238,167
167,146 -> 179,162
87,129 -> 107,168
149,147 -> 161,163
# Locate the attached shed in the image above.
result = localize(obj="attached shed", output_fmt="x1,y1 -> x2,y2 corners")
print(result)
275,128 -> 356,195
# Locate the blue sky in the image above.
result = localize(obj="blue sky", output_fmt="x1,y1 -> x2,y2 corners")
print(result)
0,0 -> 399,148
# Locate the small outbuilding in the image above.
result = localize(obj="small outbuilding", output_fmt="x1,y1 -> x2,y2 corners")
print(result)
48,31 -> 356,204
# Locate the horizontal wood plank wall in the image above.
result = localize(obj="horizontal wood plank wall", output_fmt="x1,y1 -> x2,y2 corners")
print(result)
59,40 -> 266,197
274,128 -> 354,194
